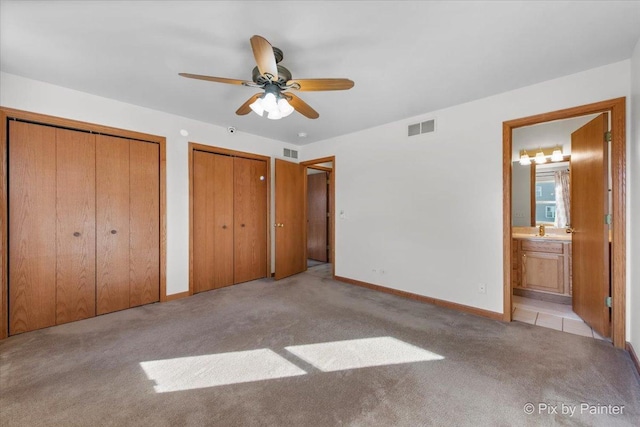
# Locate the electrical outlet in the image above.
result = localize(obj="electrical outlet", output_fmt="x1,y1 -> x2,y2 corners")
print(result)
478,283 -> 487,294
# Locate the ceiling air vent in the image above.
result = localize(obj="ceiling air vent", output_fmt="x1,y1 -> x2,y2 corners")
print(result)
284,148 -> 298,159
408,119 -> 436,137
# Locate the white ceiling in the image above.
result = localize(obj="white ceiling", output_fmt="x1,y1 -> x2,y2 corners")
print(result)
1,1 -> 639,145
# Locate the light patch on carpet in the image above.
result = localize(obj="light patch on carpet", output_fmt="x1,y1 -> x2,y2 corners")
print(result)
140,349 -> 307,392
285,336 -> 444,372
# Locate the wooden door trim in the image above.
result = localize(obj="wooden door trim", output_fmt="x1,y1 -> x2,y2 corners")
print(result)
502,97 -> 626,348
301,156 -> 336,278
0,107 -> 167,340
188,143 -> 271,295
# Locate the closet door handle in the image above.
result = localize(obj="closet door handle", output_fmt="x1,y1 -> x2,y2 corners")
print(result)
111,229 -> 117,234
222,225 -> 227,229
241,224 -> 245,228
73,232 -> 81,237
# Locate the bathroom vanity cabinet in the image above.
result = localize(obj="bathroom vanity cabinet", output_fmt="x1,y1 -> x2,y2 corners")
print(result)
512,237 -> 572,296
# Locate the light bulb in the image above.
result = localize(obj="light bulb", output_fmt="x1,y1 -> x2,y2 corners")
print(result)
535,150 -> 547,164
250,98 -> 264,116
278,98 -> 294,117
262,93 -> 278,113
551,147 -> 563,162
519,152 -> 531,166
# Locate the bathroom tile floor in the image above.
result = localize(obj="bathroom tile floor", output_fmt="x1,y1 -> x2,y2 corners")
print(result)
512,295 -> 608,340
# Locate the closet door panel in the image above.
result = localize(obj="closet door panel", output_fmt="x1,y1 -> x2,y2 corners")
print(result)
8,122 -> 57,334
55,129 -> 96,324
234,157 -> 267,283
193,151 -> 234,293
96,135 -> 130,314
129,140 -> 160,307
212,154 -> 234,288
193,151 -> 215,293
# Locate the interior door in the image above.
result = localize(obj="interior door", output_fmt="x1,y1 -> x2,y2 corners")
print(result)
55,129 -> 96,324
571,113 -> 610,337
275,159 -> 306,279
234,157 -> 268,283
307,172 -> 328,262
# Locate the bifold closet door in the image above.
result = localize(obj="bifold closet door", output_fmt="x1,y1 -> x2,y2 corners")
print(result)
9,121 -> 57,334
129,140 -> 160,307
55,128 -> 96,324
234,157 -> 267,283
193,151 -> 234,292
96,135 -> 131,315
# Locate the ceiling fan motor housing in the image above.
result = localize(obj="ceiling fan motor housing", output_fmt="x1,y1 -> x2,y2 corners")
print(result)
252,65 -> 292,87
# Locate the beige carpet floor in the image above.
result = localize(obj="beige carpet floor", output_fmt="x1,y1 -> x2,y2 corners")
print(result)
1,270 -> 639,426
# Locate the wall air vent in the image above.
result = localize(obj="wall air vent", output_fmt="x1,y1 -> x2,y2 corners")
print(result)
408,123 -> 420,137
408,118 -> 436,137
283,148 -> 298,159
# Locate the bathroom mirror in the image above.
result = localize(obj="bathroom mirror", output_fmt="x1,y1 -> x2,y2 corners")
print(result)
511,114 -> 598,227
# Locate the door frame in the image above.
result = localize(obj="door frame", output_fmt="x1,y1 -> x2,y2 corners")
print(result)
300,156 -> 336,278
187,143 -> 271,294
0,107 -> 168,340
502,97 -> 626,348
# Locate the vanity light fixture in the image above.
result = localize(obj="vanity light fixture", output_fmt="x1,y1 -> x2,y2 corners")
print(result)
519,146 -> 565,165
535,149 -> 547,164
551,146 -> 564,162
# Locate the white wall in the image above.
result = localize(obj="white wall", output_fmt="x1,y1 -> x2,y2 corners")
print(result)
0,72 -> 297,295
630,39 -> 640,351
301,60 -> 631,319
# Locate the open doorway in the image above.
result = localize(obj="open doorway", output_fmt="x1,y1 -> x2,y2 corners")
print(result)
511,114 -> 606,339
502,98 -> 626,349
301,157 -> 335,280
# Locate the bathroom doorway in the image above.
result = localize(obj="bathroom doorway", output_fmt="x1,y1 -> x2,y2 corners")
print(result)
502,98 -> 626,349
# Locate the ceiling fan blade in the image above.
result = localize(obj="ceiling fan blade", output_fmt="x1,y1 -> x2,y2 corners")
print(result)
236,93 -> 263,116
285,93 -> 319,119
286,78 -> 354,91
250,35 -> 278,81
179,73 -> 250,85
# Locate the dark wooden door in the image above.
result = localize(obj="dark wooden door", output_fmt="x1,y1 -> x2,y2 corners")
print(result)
55,128 -> 96,324
193,151 -> 234,292
275,159 -> 306,280
571,113 -> 610,337
9,121 -> 57,334
96,135 -> 131,314
307,172 -> 328,262
129,140 -> 160,307
234,157 -> 268,283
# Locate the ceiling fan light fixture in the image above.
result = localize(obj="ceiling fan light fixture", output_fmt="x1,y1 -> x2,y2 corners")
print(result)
262,92 -> 278,112
278,97 -> 294,117
267,109 -> 282,120
249,97 -> 265,116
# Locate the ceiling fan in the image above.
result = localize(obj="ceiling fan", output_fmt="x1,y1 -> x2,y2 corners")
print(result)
179,35 -> 354,120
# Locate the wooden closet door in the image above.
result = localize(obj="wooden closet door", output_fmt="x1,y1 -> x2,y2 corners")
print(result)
234,157 -> 267,283
9,121 -> 57,334
96,135 -> 130,314
307,172 -> 328,262
193,151 -> 234,292
129,140 -> 160,307
55,129 -> 96,324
